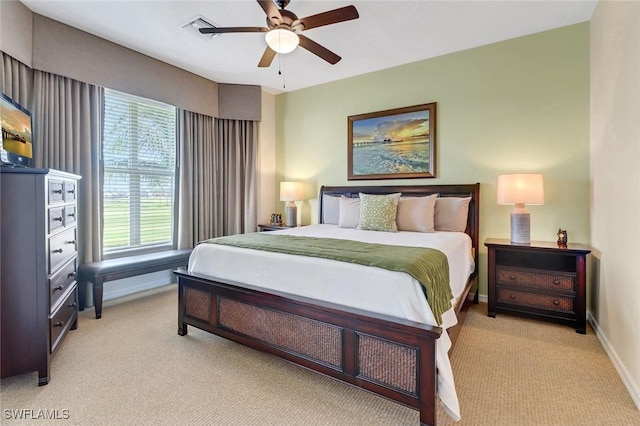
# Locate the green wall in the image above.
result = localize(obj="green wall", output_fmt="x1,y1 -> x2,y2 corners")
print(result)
275,23 -> 589,295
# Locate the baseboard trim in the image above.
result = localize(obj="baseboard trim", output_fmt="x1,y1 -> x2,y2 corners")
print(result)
588,312 -> 640,411
103,280 -> 173,302
103,270 -> 175,302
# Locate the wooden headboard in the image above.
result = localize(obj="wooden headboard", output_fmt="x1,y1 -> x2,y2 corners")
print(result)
318,183 -> 480,279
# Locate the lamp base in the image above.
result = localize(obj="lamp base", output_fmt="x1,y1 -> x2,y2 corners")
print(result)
510,212 -> 531,244
285,203 -> 297,227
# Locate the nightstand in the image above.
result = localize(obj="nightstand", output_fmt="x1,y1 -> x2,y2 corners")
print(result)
258,224 -> 291,232
485,238 -> 591,334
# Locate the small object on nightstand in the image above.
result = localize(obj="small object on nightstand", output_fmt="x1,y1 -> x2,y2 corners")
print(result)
557,228 -> 568,247
270,213 -> 282,226
485,238 -> 590,334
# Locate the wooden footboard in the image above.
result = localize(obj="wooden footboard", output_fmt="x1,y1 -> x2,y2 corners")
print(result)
176,270 -> 443,426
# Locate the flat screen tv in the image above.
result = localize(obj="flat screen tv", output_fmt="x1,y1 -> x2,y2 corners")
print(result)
1,92 -> 33,168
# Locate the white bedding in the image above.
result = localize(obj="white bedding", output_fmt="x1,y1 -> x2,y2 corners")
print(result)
188,224 -> 475,421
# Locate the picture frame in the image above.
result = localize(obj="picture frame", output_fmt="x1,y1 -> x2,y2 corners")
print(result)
348,102 -> 436,180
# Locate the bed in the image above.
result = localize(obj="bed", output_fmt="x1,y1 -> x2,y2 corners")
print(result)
175,183 -> 479,425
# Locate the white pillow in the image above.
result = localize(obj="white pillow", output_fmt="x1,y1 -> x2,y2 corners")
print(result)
322,194 -> 340,225
338,196 -> 360,228
357,193 -> 401,232
434,197 -> 471,232
397,194 -> 438,232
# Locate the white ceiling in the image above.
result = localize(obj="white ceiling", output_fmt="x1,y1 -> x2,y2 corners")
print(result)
20,0 -> 597,94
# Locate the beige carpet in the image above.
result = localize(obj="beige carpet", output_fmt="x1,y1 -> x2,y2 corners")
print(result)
1,284 -> 638,425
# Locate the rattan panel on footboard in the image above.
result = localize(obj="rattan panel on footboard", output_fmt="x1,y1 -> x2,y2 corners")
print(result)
177,271 -> 442,426
218,297 -> 343,369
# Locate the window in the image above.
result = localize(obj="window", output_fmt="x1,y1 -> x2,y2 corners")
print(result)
102,89 -> 176,255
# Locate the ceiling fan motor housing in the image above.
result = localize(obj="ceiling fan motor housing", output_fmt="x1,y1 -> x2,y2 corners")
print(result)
267,8 -> 302,32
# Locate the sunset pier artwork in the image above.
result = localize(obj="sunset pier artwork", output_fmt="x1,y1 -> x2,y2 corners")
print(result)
348,103 -> 437,180
352,138 -> 400,147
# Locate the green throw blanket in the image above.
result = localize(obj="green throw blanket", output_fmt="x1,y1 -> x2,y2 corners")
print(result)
205,233 -> 453,325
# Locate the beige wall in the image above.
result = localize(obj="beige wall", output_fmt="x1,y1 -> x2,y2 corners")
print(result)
258,90 -> 277,224
275,24 -> 590,297
590,0 -> 640,409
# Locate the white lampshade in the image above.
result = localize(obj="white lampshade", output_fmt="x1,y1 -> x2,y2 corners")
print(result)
280,181 -> 304,202
265,28 -> 299,54
497,174 -> 544,206
497,174 -> 544,244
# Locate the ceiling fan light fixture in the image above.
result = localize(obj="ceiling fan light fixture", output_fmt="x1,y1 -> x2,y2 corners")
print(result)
265,28 -> 299,53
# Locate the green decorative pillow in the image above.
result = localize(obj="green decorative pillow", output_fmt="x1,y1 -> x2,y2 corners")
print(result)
357,193 -> 401,232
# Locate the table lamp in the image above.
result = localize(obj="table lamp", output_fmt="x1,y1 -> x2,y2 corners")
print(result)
280,181 -> 303,227
497,174 -> 544,244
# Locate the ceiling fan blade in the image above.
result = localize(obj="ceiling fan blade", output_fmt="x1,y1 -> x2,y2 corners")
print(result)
257,0 -> 283,24
298,35 -> 341,65
295,5 -> 359,31
199,27 -> 268,34
258,46 -> 277,68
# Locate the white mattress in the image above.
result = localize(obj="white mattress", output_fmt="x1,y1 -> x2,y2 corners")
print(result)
188,224 -> 475,421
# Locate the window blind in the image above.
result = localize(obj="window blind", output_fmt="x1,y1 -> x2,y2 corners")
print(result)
103,89 -> 176,254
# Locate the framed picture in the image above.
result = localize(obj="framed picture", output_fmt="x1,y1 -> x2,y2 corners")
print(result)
348,103 -> 436,180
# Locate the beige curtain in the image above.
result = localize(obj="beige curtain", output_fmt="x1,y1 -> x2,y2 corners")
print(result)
215,118 -> 257,236
0,51 -> 32,106
32,70 -> 103,265
177,110 -> 216,248
177,111 -> 257,248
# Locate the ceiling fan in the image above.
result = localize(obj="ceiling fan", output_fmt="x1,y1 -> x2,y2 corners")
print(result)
199,0 -> 359,67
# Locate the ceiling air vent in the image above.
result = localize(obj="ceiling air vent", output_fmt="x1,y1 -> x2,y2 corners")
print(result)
180,14 -> 220,39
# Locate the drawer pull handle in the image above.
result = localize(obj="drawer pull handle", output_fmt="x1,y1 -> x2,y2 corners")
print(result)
67,212 -> 76,218
53,216 -> 63,222
68,302 -> 77,308
68,272 -> 77,278
509,275 -> 516,280
52,189 -> 63,194
52,248 -> 63,253
67,189 -> 75,194
510,294 -> 516,299
54,285 -> 64,291
54,321 -> 65,327
66,240 -> 77,246
553,280 -> 560,285
553,300 -> 560,306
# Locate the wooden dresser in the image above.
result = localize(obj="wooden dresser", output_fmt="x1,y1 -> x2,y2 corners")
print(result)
485,238 -> 591,334
1,167 -> 81,385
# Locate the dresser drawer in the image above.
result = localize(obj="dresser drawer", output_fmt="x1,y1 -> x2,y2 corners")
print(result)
50,286 -> 77,352
496,266 -> 576,293
48,207 -> 65,233
49,258 -> 77,312
496,287 -> 574,313
48,179 -> 65,204
49,228 -> 77,274
64,181 -> 77,202
48,206 -> 77,234
65,205 -> 77,226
